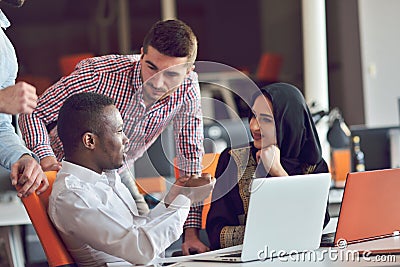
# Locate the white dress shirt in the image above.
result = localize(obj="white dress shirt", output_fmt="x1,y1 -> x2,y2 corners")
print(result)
48,161 -> 190,267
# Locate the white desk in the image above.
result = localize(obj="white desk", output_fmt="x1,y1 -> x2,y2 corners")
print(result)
158,236 -> 400,267
0,197 -> 31,267
108,217 -> 399,267
109,244 -> 400,267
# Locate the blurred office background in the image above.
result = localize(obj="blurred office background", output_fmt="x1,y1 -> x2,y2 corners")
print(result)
3,0 -> 399,127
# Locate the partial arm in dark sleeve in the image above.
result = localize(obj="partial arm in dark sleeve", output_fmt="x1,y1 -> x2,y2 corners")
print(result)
206,148 -> 245,250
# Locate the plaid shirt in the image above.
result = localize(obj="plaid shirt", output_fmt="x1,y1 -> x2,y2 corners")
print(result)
19,54 -> 204,176
19,54 -> 205,228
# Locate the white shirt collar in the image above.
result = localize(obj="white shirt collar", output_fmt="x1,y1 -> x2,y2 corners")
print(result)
61,160 -> 111,185
0,10 -> 11,29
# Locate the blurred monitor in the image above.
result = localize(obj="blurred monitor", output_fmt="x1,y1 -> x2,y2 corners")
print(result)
204,118 -> 252,153
134,118 -> 253,178
200,82 -> 251,121
350,125 -> 400,171
134,124 -> 175,178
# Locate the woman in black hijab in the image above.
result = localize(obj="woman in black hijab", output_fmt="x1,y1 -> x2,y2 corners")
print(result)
206,82 -> 330,250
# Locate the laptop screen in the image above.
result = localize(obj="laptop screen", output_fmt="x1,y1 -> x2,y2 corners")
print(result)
242,173 -> 331,261
335,168 -> 400,244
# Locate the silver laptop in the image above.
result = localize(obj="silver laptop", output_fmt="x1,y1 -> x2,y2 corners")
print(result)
191,173 -> 331,263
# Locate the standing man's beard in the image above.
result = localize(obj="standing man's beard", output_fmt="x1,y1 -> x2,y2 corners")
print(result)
1,0 -> 25,7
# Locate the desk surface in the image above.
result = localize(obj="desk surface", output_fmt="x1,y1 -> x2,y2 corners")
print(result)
109,232 -> 400,267
164,237 -> 400,267
0,198 -> 31,226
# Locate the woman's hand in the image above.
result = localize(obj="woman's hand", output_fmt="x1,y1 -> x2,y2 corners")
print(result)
256,145 -> 288,177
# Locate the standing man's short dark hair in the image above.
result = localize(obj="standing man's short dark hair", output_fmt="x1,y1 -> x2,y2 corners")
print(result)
143,19 -> 198,64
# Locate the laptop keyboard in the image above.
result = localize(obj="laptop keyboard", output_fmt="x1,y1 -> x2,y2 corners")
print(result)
218,250 -> 242,258
320,232 -> 335,247
220,252 -> 242,258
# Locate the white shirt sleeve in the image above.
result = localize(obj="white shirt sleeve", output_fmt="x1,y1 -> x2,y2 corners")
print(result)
51,189 -> 190,265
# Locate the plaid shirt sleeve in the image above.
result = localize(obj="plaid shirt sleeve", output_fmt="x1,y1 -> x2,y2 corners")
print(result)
184,204 -> 203,229
18,58 -> 99,159
173,72 -> 205,229
173,72 -> 204,176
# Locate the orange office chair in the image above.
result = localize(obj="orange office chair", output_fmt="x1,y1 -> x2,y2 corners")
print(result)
59,53 -> 94,77
255,53 -> 283,82
20,171 -> 77,267
173,153 -> 220,229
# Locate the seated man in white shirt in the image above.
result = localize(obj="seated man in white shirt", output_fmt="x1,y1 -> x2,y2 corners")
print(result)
48,92 -> 213,267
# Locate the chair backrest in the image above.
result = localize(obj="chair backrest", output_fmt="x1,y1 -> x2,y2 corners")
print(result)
174,153 -> 220,229
20,171 -> 77,267
59,53 -> 94,76
255,53 -> 283,82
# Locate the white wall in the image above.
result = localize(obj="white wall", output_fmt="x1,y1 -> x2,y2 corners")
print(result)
358,0 -> 400,127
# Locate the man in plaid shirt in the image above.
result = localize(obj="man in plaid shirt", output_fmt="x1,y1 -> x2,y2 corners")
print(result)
19,19 -> 210,255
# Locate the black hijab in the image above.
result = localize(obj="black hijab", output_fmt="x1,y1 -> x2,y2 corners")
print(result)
249,83 -> 324,175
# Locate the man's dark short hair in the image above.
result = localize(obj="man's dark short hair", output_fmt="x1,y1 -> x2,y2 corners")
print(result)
143,19 -> 198,63
57,92 -> 115,156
